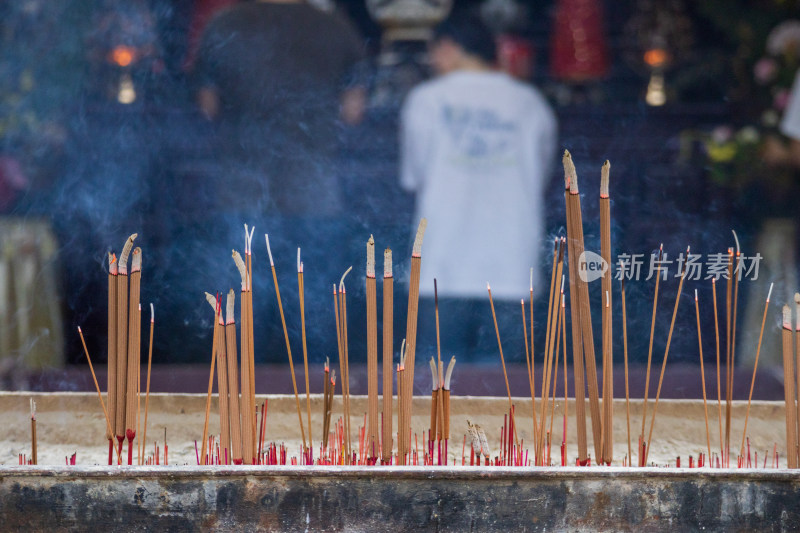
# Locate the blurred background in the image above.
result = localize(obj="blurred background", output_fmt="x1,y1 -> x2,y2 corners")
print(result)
1,0 -> 799,399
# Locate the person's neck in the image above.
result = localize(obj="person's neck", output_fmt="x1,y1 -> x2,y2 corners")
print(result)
453,56 -> 494,73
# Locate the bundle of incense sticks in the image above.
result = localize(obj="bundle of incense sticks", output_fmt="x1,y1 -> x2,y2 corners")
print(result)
366,236 -> 378,461
223,289 -> 243,463
539,247 -> 564,465
265,236 -> 306,460
233,250 -> 255,464
398,219 -> 426,464
204,292 -> 231,463
201,293 -> 220,465
782,304 -> 798,468
382,248 -> 393,463
114,234 -> 136,462
429,357 -> 439,460
322,358 -> 335,448
562,152 -> 598,465
125,247 -> 142,465
599,161 -> 613,465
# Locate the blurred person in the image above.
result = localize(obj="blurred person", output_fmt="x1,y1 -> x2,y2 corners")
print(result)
764,69 -> 800,167
192,0 -> 367,363
400,13 -> 557,360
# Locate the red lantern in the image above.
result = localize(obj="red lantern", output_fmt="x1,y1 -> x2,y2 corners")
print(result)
550,0 -> 610,82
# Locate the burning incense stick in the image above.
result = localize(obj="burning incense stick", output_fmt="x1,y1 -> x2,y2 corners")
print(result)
234,249 -> 256,463
125,248 -> 142,464
107,252 -> 117,461
694,289 -> 712,463
298,248 -> 313,452
641,243 -> 663,462
224,289 -> 243,464
366,237 -> 378,459
78,326 -> 121,464
339,267 -> 354,462
782,304 -> 798,468
263,237 -> 305,454
115,234 -> 136,458
488,283 -> 519,449
142,304 -> 154,467
382,248 -> 393,463
201,294 -> 221,465
739,283 -> 772,460
245,226 -> 256,457
620,276 -> 632,466
399,219 -> 426,464
599,161 -> 613,465
644,246 -> 689,464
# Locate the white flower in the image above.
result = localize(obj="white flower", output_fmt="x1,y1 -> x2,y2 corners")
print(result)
737,126 -> 760,143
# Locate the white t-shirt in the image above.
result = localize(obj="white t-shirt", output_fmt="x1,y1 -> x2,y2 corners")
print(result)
400,70 -> 557,300
781,70 -> 800,141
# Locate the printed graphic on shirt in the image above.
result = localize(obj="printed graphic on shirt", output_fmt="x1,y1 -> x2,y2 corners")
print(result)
442,105 -> 518,169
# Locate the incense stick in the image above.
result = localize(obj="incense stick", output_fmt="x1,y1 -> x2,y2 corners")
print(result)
339,267 -> 353,462
694,289 -> 712,463
382,248 -> 393,463
443,356 -> 455,464
599,161 -> 613,465
434,279 -> 445,457
620,276 -> 632,466
739,283 -> 772,460
78,326 -> 122,464
782,305 -> 798,468
125,247 -> 142,464
224,289 -> 243,464
644,246 -> 689,464
366,237 -> 378,459
141,304 -> 154,467
206,292 -> 231,463
641,243 -> 663,462
234,250 -> 255,463
200,294 -> 221,465
711,278 -> 724,463
521,298 -> 539,456
263,237 -> 305,454
724,248 -> 734,466
107,252 -> 117,460
30,398 -> 36,465
795,293 -> 800,468
245,226 -> 256,457
488,283 -> 519,449
298,248 -> 312,452
399,219 -> 426,464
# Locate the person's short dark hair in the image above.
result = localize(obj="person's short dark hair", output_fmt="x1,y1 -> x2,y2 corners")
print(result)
433,13 -> 497,64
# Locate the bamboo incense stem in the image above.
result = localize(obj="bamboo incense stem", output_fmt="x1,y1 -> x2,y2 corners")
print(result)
382,248 -> 393,463
644,246 -> 689,464
488,283 -> 519,449
201,295 -> 221,465
521,299 -> 539,454
141,304 -> 154,467
107,253 -> 117,450
641,244 -> 663,449
78,326 -> 122,464
263,237 -> 306,453
562,152 -> 589,464
206,292 -> 231,463
30,398 -> 36,465
115,234 -> 136,454
600,161 -> 613,464
782,305 -> 798,468
724,248 -> 734,466
694,289 -> 712,464
399,219 -> 426,464
795,293 -> 800,467
366,238 -> 378,458
621,277 -> 632,466
224,289 -> 243,463
739,283 -> 773,460
125,248 -> 142,464
712,278 -> 724,462
298,248 -> 313,452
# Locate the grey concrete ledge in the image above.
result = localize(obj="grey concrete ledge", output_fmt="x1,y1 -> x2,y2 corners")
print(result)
1,466 -> 799,532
